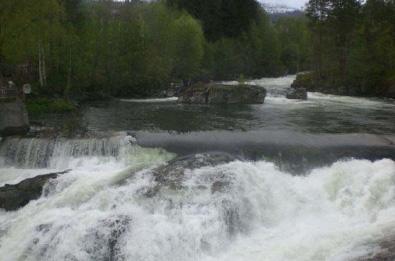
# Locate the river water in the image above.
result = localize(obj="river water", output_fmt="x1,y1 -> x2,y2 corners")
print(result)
0,76 -> 395,261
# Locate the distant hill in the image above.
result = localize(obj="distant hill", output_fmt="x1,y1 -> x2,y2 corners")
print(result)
260,2 -> 305,21
261,3 -> 299,13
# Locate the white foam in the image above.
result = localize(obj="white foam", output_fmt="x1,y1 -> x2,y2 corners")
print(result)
120,97 -> 178,103
0,156 -> 394,261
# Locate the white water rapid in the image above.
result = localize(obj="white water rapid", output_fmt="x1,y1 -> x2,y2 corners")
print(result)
0,133 -> 394,261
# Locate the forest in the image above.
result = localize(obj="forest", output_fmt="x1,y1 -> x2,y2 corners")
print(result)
0,0 -> 309,99
1,0 -> 394,100
305,0 -> 395,97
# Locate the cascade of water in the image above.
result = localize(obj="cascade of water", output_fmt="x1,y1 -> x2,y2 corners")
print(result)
0,157 -> 394,261
0,134 -> 135,169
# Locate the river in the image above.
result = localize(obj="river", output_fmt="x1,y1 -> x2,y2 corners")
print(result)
0,76 -> 394,261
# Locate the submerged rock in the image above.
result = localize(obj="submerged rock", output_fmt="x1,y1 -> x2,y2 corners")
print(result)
0,170 -> 70,211
286,87 -> 308,100
353,233 -> 395,261
147,152 -> 237,195
147,152 -> 244,237
0,99 -> 29,137
178,83 -> 266,104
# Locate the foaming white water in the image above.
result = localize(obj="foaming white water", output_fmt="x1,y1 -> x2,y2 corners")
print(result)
205,159 -> 395,261
308,92 -> 395,109
0,134 -> 138,169
120,97 -> 178,103
0,134 -> 173,186
0,155 -> 394,261
250,75 -> 296,89
222,75 -> 296,98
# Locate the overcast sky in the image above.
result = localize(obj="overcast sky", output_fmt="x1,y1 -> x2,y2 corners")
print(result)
260,0 -> 308,9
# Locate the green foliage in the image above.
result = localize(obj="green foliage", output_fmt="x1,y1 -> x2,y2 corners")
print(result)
0,0 -> 312,98
26,98 -> 76,115
275,16 -> 310,74
0,0 -> 65,63
306,0 -> 395,96
171,14 -> 205,80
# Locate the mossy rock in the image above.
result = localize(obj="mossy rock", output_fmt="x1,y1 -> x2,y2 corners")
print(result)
178,83 -> 266,104
291,72 -> 316,91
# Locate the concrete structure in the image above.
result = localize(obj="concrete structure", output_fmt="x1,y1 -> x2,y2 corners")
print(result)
0,83 -> 29,137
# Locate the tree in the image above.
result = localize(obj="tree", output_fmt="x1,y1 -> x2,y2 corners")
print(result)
0,0 -> 66,89
167,0 -> 261,41
171,14 -> 205,83
306,0 -> 395,96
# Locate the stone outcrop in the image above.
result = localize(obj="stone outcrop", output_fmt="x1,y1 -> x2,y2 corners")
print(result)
145,153 -> 237,196
291,72 -> 316,92
0,170 -> 70,211
286,87 -> 307,100
178,83 -> 266,104
0,99 -> 30,137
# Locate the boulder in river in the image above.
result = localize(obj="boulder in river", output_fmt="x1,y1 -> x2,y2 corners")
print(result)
146,152 -> 237,196
0,99 -> 30,137
286,87 -> 308,100
0,170 -> 70,211
178,83 -> 266,104
291,72 -> 316,91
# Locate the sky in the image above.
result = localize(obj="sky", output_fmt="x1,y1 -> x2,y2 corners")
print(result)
260,0 -> 308,9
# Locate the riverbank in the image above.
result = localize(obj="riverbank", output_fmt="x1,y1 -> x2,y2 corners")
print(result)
292,72 -> 395,99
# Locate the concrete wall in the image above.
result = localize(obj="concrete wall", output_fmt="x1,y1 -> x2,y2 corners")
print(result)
0,99 -> 29,137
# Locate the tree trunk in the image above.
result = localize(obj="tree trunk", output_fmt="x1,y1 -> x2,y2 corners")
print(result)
42,45 -> 47,87
38,43 -> 44,88
65,47 -> 72,99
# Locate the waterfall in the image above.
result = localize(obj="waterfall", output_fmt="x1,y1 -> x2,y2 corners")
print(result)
0,134 -> 136,169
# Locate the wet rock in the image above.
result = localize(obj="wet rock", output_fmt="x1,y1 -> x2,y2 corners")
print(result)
0,170 -> 70,211
0,99 -> 29,137
84,215 -> 131,261
286,87 -> 308,100
154,153 -> 236,187
354,235 -> 395,261
178,83 -> 266,104
144,153 -> 237,197
211,180 -> 230,194
291,71 -> 316,91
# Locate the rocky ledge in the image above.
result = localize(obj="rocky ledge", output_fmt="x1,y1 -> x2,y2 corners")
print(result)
178,83 -> 266,104
0,170 -> 70,211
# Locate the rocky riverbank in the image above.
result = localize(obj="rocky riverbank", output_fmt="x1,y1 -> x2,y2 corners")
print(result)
292,72 -> 395,99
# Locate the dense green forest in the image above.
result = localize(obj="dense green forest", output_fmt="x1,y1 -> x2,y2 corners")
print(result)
304,0 -> 395,97
2,0 -> 393,99
0,0 -> 309,98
